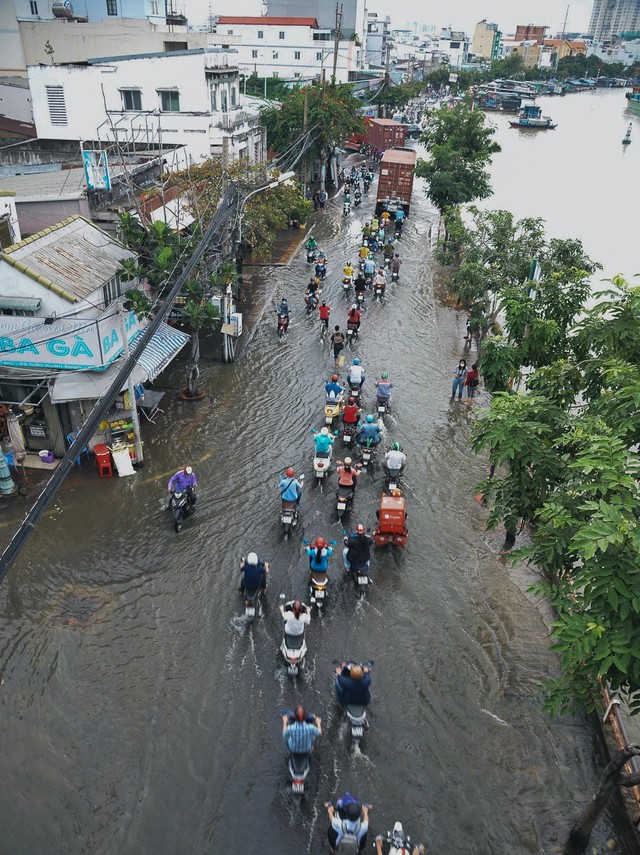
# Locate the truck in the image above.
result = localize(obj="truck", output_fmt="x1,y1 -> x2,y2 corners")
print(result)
375,147 -> 417,218
368,118 -> 406,153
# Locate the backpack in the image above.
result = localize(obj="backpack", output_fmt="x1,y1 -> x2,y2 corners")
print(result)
336,831 -> 359,854
470,375 -> 479,387
333,333 -> 344,346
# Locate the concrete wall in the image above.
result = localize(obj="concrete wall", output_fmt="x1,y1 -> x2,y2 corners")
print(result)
0,80 -> 33,123
0,2 -> 27,77
0,194 -> 21,245
16,197 -> 89,237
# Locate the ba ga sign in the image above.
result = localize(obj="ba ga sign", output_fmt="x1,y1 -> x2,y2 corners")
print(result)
0,311 -> 145,370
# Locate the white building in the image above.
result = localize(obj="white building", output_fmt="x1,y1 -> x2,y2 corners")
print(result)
27,48 -> 265,166
216,16 -> 356,83
366,13 -> 391,70
438,28 -> 470,67
589,38 -> 640,63
266,0 -> 368,53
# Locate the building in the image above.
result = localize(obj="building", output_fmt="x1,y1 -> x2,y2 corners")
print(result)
267,0 -> 367,51
366,13 -> 391,70
438,28 -> 470,67
589,38 -> 640,63
0,215 -> 188,457
514,24 -> 548,44
216,16 -> 354,83
0,194 -> 21,248
27,48 -> 265,166
471,20 -> 501,60
588,0 -> 640,40
544,38 -> 589,60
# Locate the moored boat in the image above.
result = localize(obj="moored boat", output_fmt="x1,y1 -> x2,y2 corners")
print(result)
626,85 -> 640,117
509,103 -> 557,130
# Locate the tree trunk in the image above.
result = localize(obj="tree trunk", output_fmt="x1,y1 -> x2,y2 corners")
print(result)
563,744 -> 640,855
186,331 -> 200,397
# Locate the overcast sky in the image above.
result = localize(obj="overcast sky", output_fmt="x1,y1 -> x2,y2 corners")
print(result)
186,0 -> 594,35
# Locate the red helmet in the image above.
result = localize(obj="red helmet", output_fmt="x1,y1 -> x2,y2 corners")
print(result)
294,705 -> 306,722
293,599 -> 302,618
356,523 -> 366,534
331,374 -> 339,382
348,397 -> 355,404
285,467 -> 295,477
315,536 -> 326,548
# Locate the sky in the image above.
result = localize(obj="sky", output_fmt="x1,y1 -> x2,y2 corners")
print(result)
186,0 -> 594,36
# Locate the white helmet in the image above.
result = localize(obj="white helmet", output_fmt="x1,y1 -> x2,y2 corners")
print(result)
184,465 -> 193,475
246,552 -> 258,565
344,457 -> 352,466
320,427 -> 329,436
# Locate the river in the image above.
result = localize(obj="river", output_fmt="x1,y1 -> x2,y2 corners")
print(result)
0,149 -> 623,852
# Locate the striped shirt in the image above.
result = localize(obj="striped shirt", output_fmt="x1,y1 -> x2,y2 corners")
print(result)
283,722 -> 320,754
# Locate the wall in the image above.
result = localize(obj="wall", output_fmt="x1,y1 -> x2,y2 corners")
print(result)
0,194 -> 21,245
0,79 -> 32,123
0,2 -> 27,77
16,197 -> 89,237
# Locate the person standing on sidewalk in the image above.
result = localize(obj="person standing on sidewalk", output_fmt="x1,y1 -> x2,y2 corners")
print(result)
312,190 -> 320,211
319,189 -> 328,211
464,362 -> 480,406
451,359 -> 467,400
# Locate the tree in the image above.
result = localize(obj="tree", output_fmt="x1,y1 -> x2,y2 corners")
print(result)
261,82 -> 365,190
373,81 -> 422,116
416,105 -> 501,214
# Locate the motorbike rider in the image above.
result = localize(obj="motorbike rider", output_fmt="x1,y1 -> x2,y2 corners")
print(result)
376,225 -> 386,245
371,216 -> 379,232
337,457 -> 360,494
354,272 -> 367,300
280,599 -> 311,636
319,300 -> 331,330
373,268 -> 387,295
361,222 -> 371,242
167,465 -> 197,506
343,523 -> 374,571
356,414 -> 382,447
335,662 -> 372,707
391,253 -> 402,276
276,297 -> 290,323
343,261 -> 355,283
325,795 -> 370,854
306,275 -> 320,297
330,326 -> 345,364
279,468 -> 303,506
306,235 -> 317,254
282,703 -> 321,754
358,243 -> 370,261
314,426 -> 335,454
347,305 -> 361,334
383,239 -> 395,263
385,441 -> 407,473
239,552 -> 270,594
375,372 -> 393,408
306,536 -> 333,573
325,374 -> 344,402
342,397 -> 362,427
363,255 -> 376,279
394,207 -> 405,236
347,357 -> 365,389
380,209 -> 391,228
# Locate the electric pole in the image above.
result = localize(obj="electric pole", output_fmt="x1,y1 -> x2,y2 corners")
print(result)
302,86 -> 309,198
382,39 -> 392,117
331,2 -> 343,85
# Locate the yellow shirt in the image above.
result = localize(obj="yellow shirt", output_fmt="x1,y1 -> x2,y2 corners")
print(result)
343,266 -> 355,278
358,246 -> 370,259
371,219 -> 379,231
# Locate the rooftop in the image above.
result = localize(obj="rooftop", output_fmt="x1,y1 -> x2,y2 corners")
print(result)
216,16 -> 319,27
1,216 -> 134,302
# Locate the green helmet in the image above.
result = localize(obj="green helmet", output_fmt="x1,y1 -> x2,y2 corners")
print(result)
392,442 -> 402,451
381,372 -> 389,380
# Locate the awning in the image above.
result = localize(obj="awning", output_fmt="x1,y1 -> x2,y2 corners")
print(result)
0,296 -> 42,312
50,322 -> 189,403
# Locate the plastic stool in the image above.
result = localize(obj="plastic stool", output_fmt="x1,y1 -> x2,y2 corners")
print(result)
93,443 -> 113,478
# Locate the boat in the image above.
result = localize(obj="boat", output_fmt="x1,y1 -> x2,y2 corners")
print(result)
509,104 -> 557,130
626,85 -> 640,117
623,123 -> 632,145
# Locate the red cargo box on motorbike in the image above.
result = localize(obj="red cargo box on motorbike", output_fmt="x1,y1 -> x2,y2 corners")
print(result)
374,494 -> 408,547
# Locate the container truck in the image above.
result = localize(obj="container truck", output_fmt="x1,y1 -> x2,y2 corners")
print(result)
368,118 -> 406,153
375,147 -> 417,218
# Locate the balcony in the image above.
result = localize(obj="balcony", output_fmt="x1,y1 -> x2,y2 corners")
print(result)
213,109 -> 259,130
204,51 -> 238,72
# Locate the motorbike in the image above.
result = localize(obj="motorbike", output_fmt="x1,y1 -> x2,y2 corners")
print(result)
342,542 -> 370,591
315,260 -> 327,280
336,482 -> 356,521
281,474 -> 304,537
169,488 -> 193,533
306,247 -> 317,263
363,177 -> 371,192
342,421 -> 359,446
337,662 -> 372,741
346,325 -> 358,345
309,570 -> 328,609
384,461 -> 404,492
342,276 -> 352,297
354,191 -> 362,207
358,258 -> 366,272
356,289 -> 366,309
306,292 -> 319,316
391,268 -> 399,283
242,585 -> 263,620
359,438 -> 378,469
373,282 -> 385,302
311,435 -> 333,484
394,221 -> 403,239
276,312 -> 289,338
324,398 -> 343,427
279,597 -> 308,677
376,395 -> 390,416
378,821 -> 417,854
343,199 -> 351,217
347,381 -> 362,404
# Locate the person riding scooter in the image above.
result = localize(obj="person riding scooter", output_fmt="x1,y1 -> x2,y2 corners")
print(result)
383,239 -> 395,263
306,536 -> 333,573
314,426 -> 334,454
375,373 -> 393,408
347,358 -> 365,389
356,415 -> 382,447
325,795 -> 370,854
335,663 -> 372,707
336,457 -> 360,493
279,468 -> 303,506
276,297 -> 290,320
325,374 -> 344,402
347,305 -> 361,335
167,465 -> 197,506
239,552 -> 270,595
391,253 -> 402,277
385,442 -> 406,475
343,523 -> 373,571
342,397 -> 362,427
282,703 -> 321,753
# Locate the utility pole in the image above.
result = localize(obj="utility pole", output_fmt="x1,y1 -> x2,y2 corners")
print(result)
120,303 -> 144,465
302,87 -> 309,198
331,2 -> 343,85
382,39 -> 392,118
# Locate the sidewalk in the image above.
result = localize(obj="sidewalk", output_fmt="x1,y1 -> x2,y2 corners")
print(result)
242,224 -> 309,268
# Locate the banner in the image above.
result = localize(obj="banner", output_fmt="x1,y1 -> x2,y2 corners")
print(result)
82,149 -> 111,191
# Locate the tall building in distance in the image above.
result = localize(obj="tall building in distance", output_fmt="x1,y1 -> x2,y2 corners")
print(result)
514,23 -> 548,44
471,20 -> 501,59
588,0 -> 640,39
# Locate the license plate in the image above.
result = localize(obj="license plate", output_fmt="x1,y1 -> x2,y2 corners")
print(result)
389,482 -> 397,490
343,435 -> 351,443
337,501 -> 346,510
245,606 -> 255,616
358,575 -> 368,585
363,452 -> 371,461
282,514 -> 292,524
352,726 -> 364,737
315,589 -> 325,599
292,782 -> 304,794
378,405 -> 385,413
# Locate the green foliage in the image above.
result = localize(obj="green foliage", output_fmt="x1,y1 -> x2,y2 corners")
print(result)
416,105 -> 500,213
373,81 -> 423,113
240,72 -> 291,101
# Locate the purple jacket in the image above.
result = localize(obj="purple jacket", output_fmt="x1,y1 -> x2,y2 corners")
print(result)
168,470 -> 197,492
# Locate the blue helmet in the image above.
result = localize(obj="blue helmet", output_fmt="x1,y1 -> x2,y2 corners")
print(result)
353,358 -> 361,365
366,414 -> 374,423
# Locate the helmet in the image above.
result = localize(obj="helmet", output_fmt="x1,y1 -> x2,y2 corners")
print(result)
351,304 -> 358,311
395,253 -> 399,257
356,523 -> 366,534
315,536 -> 326,548
293,600 -> 302,618
331,374 -> 339,382
184,466 -> 193,475
365,221 -> 369,226
344,457 -> 352,466
392,441 -> 402,451
285,467 -> 295,477
294,704 -> 306,722
246,552 -> 258,565
353,358 -> 361,365
366,414 -> 375,423
378,268 -> 384,273
381,372 -> 389,379
350,664 -> 364,680
321,300 -> 326,305
343,802 -> 362,821
348,396 -> 355,405
320,427 -> 329,436
347,261 -> 351,266
387,238 -> 393,244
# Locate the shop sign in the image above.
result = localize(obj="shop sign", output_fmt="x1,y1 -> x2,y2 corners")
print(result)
0,310 -> 145,370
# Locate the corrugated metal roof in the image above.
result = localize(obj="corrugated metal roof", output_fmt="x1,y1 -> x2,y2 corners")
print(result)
217,16 -> 319,26
1,216 -> 135,301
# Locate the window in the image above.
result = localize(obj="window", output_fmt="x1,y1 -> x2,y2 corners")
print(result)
272,71 -> 279,78
450,41 -> 460,48
210,85 -> 217,111
294,50 -> 301,59
294,72 -> 301,77
251,49 -> 258,58
164,41 -> 187,51
45,85 -> 67,125
106,0 -> 118,14
220,88 -> 228,112
29,1 -> 38,14
316,51 -> 323,60
230,87 -> 236,107
227,29 -> 233,34
257,30 -> 264,38
272,51 -> 279,59
150,1 -> 159,13
159,90 -> 180,112
102,276 -> 123,307
279,30 -> 285,39
121,89 -> 141,111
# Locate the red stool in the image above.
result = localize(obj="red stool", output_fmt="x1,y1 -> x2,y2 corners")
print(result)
93,444 -> 113,478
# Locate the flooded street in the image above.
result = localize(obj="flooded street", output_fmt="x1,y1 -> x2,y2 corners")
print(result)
0,165 -> 619,853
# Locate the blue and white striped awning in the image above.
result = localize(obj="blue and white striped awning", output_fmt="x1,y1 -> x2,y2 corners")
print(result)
50,322 -> 189,403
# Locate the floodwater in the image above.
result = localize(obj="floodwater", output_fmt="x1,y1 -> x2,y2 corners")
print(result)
483,88 -> 640,283
0,159 -> 621,853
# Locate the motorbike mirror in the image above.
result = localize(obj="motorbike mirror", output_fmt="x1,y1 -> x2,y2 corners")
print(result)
302,538 -> 310,544
330,540 -> 337,545
311,428 -> 317,434
299,474 -> 305,482
279,593 -> 285,601
333,430 -> 339,436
